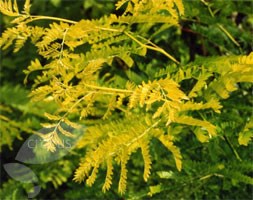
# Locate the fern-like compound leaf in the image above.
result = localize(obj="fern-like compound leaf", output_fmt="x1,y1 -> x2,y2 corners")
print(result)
0,0 -> 19,16
140,140 -> 152,182
118,147 -> 130,194
102,158 -> 114,193
158,134 -> 182,171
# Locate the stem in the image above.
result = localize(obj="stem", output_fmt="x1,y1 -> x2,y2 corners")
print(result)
217,24 -> 240,47
29,15 -> 77,24
96,27 -> 121,32
124,31 -> 180,64
43,92 -> 90,138
108,119 -> 161,157
127,119 -> 161,147
84,83 -> 133,94
223,135 -> 242,161
58,28 -> 69,67
199,173 -> 224,180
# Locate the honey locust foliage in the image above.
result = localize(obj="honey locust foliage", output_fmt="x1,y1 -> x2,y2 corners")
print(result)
0,0 -> 252,196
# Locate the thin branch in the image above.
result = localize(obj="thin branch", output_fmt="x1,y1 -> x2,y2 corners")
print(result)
84,83 -> 133,94
28,15 -> 77,24
223,135 -> 242,162
124,31 -> 180,64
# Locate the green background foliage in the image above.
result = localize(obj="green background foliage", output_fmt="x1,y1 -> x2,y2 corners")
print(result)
1,0 -> 252,199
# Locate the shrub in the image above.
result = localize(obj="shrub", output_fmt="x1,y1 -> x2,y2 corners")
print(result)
1,0 -> 252,199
